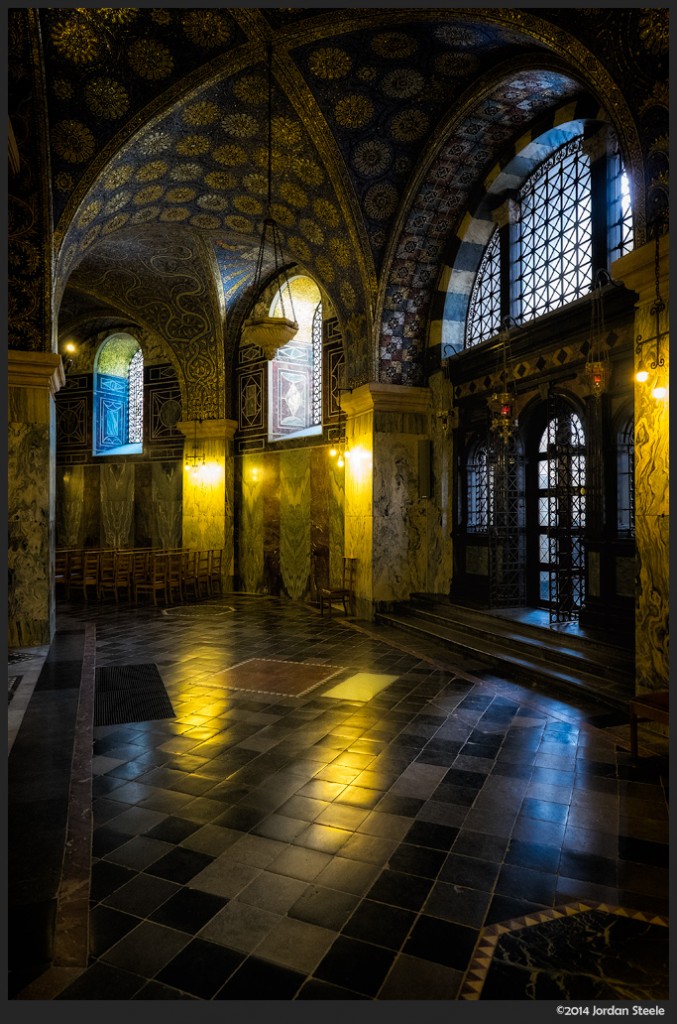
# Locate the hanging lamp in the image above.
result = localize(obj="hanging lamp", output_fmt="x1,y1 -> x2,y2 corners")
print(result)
584,269 -> 612,399
240,43 -> 298,360
489,317 -> 518,445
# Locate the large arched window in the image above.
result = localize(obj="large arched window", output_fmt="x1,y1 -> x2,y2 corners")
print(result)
93,333 -> 143,456
268,275 -> 322,442
464,132 -> 633,348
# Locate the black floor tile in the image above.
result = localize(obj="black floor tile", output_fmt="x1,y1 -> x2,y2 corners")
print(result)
295,978 -> 368,999
438,852 -> 500,891
403,820 -> 459,851
403,914 -> 478,970
213,955 -> 305,999
149,888 -> 229,932
89,905 -> 139,958
56,961 -> 144,1000
341,897 -> 415,950
144,816 -> 203,844
505,838 -> 562,873
387,842 -> 446,879
484,893 -> 549,926
365,869 -> 434,912
287,885 -> 359,930
90,860 -> 139,903
618,835 -> 669,867
145,847 -> 214,884
156,938 -> 245,999
559,850 -> 619,887
314,935 -> 395,997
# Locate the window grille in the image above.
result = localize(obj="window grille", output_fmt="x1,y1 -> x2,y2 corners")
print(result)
617,416 -> 634,537
516,138 -> 592,324
608,154 -> 634,263
466,440 -> 493,532
128,349 -> 143,443
465,229 -> 501,348
312,301 -> 322,426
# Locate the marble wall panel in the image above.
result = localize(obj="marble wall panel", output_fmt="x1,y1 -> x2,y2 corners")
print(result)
262,455 -> 281,594
635,512 -> 669,692
100,463 -> 135,548
615,555 -> 636,598
239,456 -> 265,592
279,449 -> 311,600
8,419 -> 53,646
327,454 -> 346,586
82,464 -> 102,547
635,386 -> 669,518
372,434 -> 427,603
345,416 -> 374,612
133,463 -> 153,548
56,465 -> 85,549
151,461 -> 182,549
310,447 -> 331,557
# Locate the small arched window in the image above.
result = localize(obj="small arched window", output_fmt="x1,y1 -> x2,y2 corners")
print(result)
268,275 -> 323,442
93,333 -> 143,456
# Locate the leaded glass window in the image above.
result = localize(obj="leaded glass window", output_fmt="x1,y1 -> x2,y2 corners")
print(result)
465,229 -> 501,348
617,416 -> 634,537
466,439 -> 493,532
516,138 -> 592,324
608,153 -> 634,263
128,349 -> 143,444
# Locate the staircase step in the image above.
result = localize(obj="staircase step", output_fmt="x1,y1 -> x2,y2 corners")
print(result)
375,600 -> 634,710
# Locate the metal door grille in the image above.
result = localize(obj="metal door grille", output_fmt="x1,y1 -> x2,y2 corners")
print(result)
489,434 -> 525,608
540,396 -> 586,624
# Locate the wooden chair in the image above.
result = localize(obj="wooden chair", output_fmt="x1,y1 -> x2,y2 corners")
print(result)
209,549 -> 223,596
167,549 -> 184,603
196,549 -> 211,597
629,690 -> 669,758
181,549 -> 199,601
134,551 -> 169,606
66,548 -> 84,598
97,548 -> 117,601
315,555 -> 356,617
112,549 -> 134,603
69,549 -> 100,603
55,549 -> 69,597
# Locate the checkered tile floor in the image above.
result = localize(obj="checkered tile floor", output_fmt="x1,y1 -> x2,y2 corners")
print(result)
8,595 -> 669,1000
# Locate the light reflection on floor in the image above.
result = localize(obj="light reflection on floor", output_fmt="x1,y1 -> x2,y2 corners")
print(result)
322,672 -> 399,702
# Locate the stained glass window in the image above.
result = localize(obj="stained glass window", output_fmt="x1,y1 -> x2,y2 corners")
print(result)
466,439 -> 493,532
617,415 -> 634,537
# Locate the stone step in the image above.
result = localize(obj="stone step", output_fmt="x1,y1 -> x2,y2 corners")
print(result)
375,599 -> 634,710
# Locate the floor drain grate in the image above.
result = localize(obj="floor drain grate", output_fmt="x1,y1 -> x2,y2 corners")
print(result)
95,663 -> 174,726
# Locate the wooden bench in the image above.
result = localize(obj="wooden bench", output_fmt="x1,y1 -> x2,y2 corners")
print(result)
629,690 -> 669,758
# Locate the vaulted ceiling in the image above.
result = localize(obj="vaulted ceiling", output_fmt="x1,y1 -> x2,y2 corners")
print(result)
8,7 -> 669,401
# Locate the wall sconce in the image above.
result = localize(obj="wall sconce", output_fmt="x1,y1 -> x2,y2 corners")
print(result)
329,385 -> 352,468
184,418 -> 206,473
584,269 -> 613,399
635,217 -> 668,400
62,340 -> 76,374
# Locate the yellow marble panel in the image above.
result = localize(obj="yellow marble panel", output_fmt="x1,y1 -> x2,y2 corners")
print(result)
635,512 -> 669,691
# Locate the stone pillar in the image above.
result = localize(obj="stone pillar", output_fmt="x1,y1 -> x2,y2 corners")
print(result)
177,418 -> 238,589
342,383 -> 432,620
612,233 -> 669,695
8,351 -> 65,648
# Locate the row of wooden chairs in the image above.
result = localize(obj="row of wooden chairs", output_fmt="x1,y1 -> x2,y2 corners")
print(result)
55,547 -> 224,606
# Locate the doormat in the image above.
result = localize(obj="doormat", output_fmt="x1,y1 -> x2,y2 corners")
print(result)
95,663 -> 175,726
207,658 -> 344,697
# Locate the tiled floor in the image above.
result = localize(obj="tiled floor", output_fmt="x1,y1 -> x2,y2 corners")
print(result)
8,594 -> 669,1001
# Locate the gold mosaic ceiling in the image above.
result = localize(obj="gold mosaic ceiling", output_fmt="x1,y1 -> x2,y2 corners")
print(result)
16,7 -> 668,373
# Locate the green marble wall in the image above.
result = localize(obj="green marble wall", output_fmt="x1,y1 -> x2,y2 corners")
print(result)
237,445 -> 343,601
56,459 -> 182,549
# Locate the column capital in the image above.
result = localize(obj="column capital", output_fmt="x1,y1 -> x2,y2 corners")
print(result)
342,382 -> 431,417
8,351 -> 65,394
176,418 -> 238,442
612,232 -> 670,306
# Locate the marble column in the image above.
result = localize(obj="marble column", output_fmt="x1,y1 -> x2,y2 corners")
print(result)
612,233 -> 669,696
8,351 -> 65,647
177,418 -> 237,590
342,383 -> 433,620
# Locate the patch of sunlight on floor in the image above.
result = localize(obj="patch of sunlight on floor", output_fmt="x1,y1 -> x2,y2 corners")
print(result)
322,672 -> 398,701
